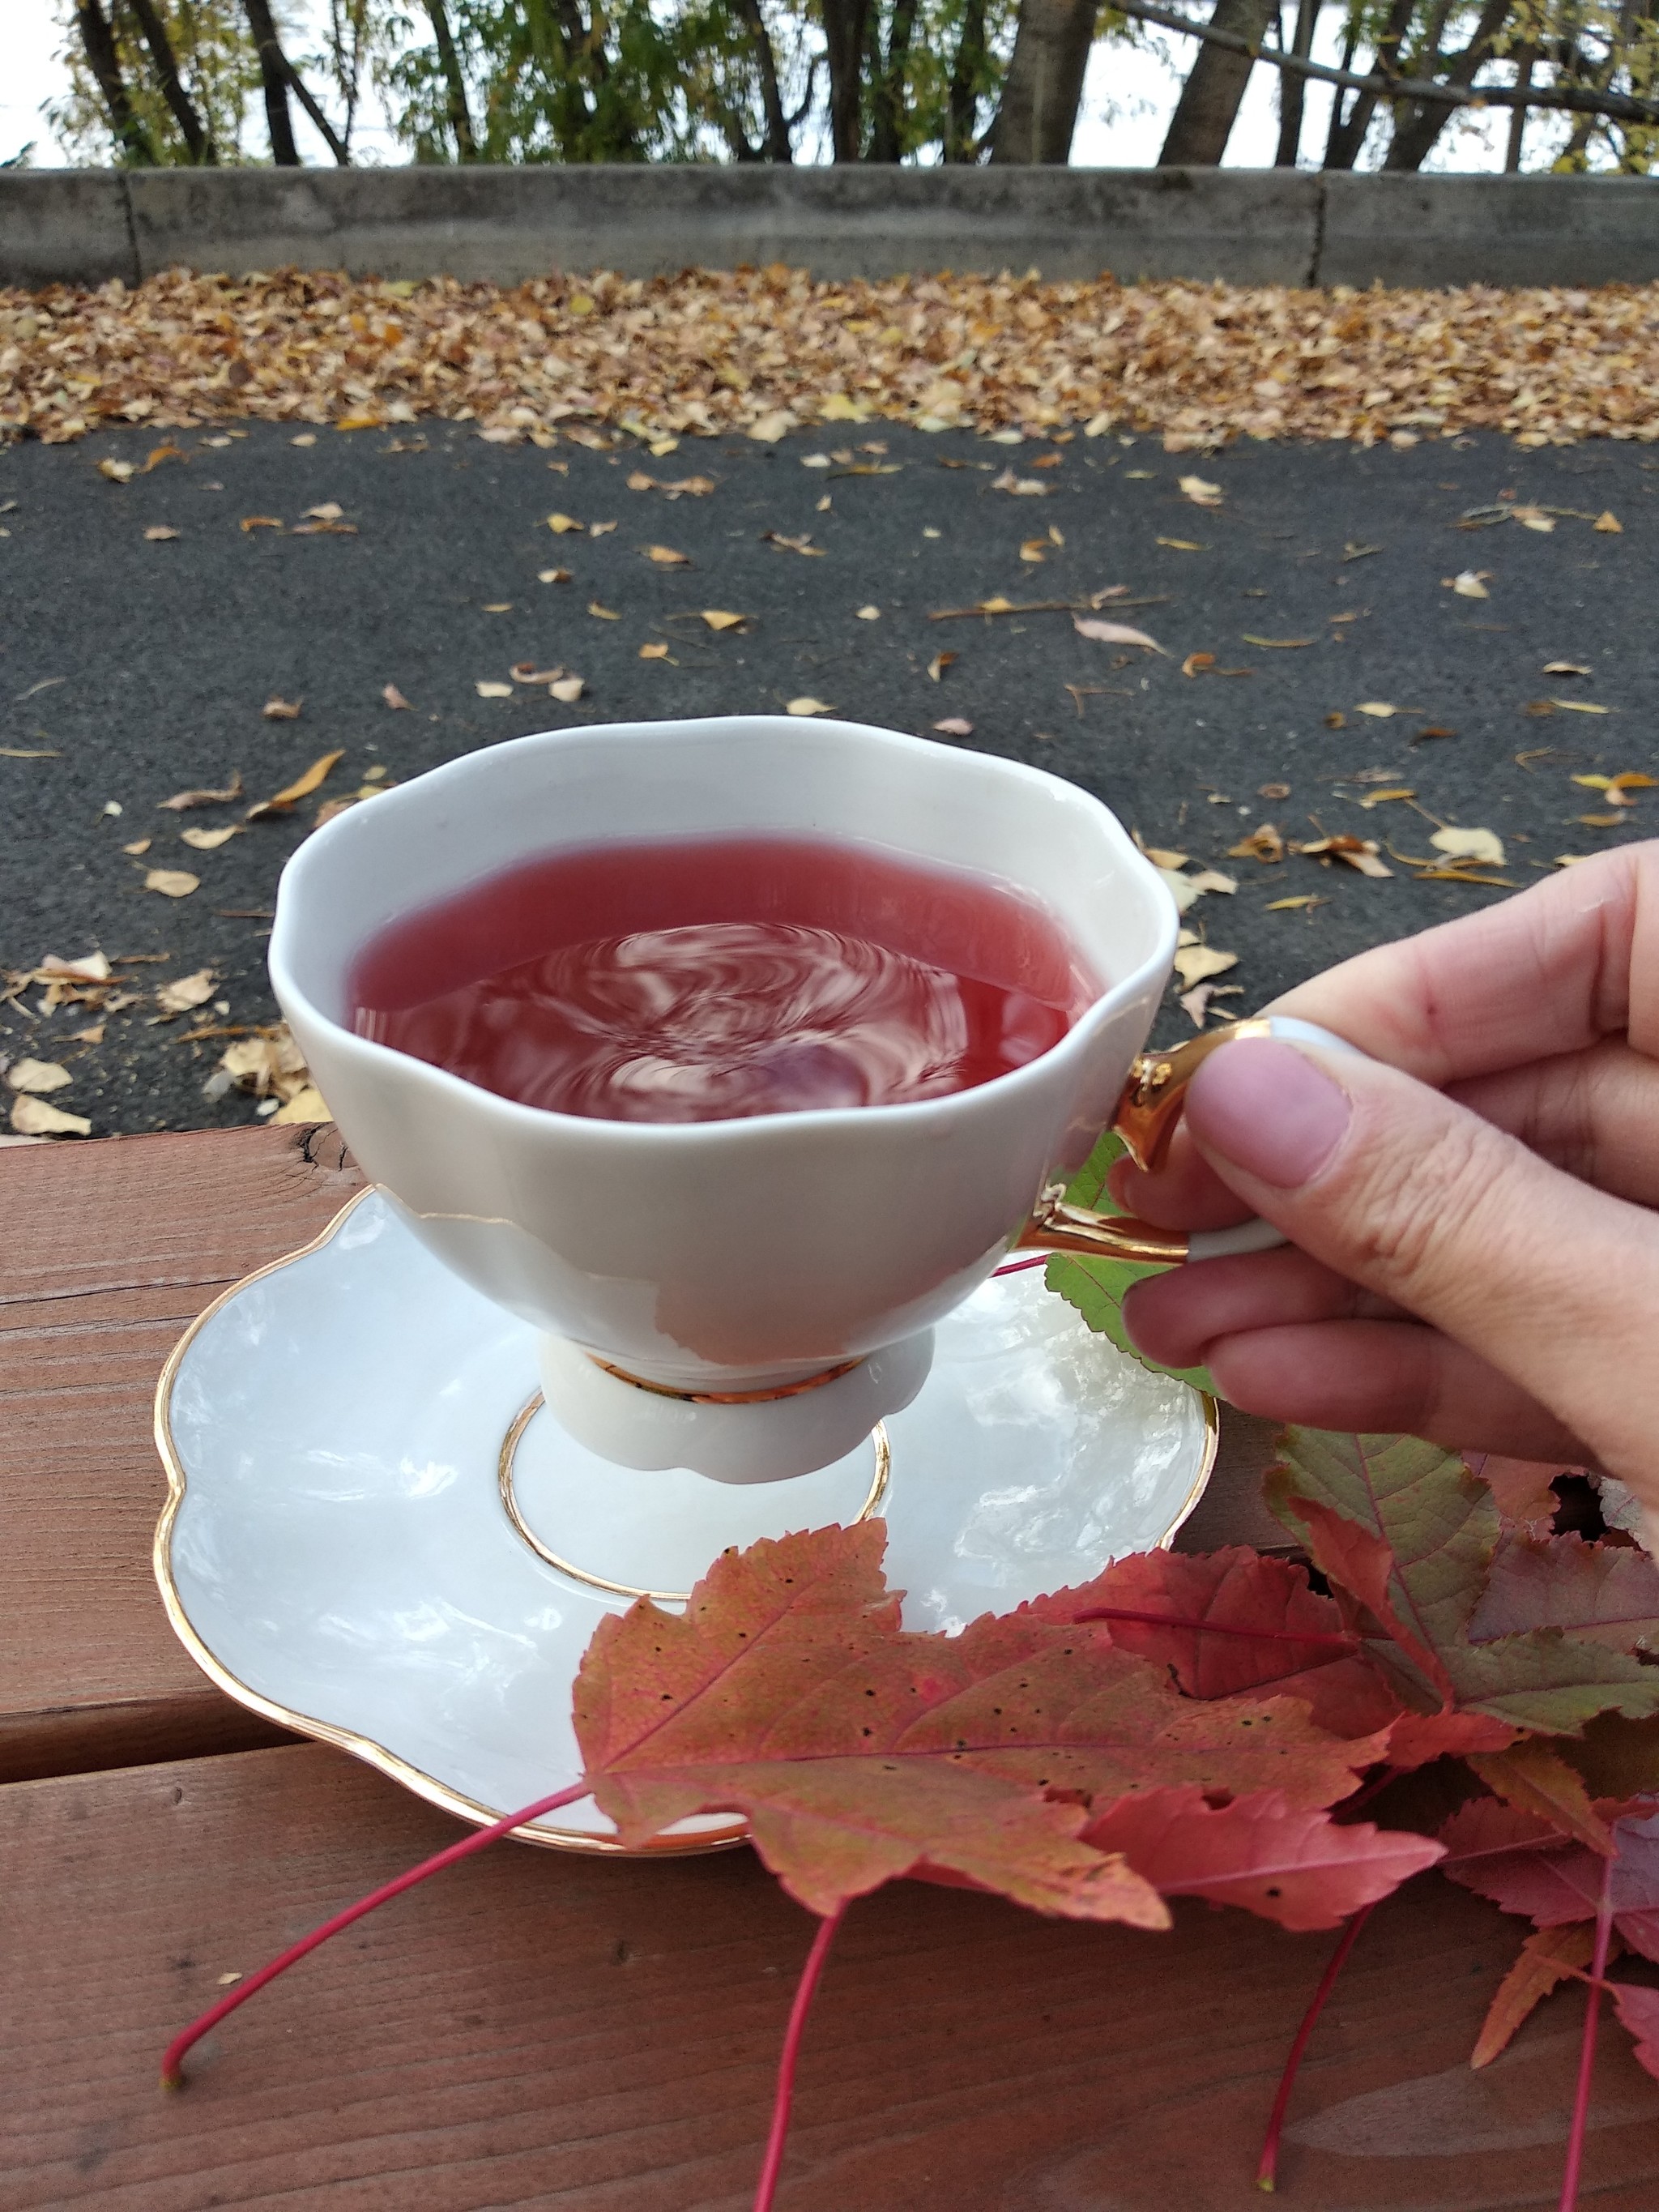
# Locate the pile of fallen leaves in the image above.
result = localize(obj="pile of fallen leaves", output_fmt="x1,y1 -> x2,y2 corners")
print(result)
4,266 -> 1658,450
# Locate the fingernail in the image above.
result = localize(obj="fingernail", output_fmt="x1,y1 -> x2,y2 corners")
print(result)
1186,1038 -> 1352,1189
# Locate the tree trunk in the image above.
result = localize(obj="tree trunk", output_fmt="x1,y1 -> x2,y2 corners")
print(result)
1158,0 -> 1277,164
1503,42 -> 1534,165
1323,0 -> 1412,166
423,0 -> 478,158
869,0 -> 920,158
127,0 -> 215,160
241,0 -> 301,162
1382,0 -> 1512,169
736,0 -> 793,157
1274,0 -> 1318,161
821,0 -> 872,159
945,0 -> 988,158
75,0 -> 159,163
990,0 -> 1096,163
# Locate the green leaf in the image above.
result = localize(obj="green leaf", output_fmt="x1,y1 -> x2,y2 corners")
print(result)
1267,1429 -> 1659,1736
1042,1129 -> 1216,1393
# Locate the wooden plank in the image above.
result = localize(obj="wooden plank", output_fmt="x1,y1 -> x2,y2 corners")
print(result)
0,1119 -> 1282,1783
0,1125 -> 360,1781
6,1741 -> 1657,2210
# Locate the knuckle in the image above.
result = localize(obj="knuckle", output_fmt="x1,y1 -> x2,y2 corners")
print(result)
1341,1106 -> 1500,1297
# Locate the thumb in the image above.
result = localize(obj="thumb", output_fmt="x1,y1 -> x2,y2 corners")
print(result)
1181,1037 -> 1659,1491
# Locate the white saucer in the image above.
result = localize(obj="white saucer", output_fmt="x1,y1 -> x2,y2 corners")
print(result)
155,1189 -> 1216,1852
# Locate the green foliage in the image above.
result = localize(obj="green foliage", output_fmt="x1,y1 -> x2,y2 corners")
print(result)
49,0 -> 262,164
1041,1127 -> 1217,1394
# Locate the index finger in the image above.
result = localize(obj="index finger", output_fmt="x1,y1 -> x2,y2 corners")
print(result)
1263,839 -> 1658,1083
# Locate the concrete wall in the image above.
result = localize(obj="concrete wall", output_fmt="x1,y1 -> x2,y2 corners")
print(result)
3,165 -> 1657,292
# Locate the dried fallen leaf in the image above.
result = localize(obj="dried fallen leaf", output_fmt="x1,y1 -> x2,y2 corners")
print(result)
1181,652 -> 1215,679
98,457 -> 135,483
1188,869 -> 1239,896
701,609 -> 746,631
247,750 -> 343,820
1229,823 -> 1286,863
475,680 -> 514,698
122,836 -> 151,855
1552,698 -> 1614,715
144,524 -> 180,541
1074,617 -> 1166,655
180,823 -> 242,851
927,651 -> 956,682
1430,826 -> 1507,867
1444,570 -> 1491,599
1543,661 -> 1591,677
1158,537 -> 1205,552
590,521 -> 617,538
143,868 -> 199,898
992,468 -> 1047,497
855,604 -> 881,620
1267,895 -> 1323,912
159,773 -> 242,811
6,1057 -> 73,1094
1595,511 -> 1623,533
1356,702 -> 1403,720
537,568 -> 572,585
587,602 -> 620,621
1019,539 -> 1047,564
787,696 -> 834,716
1242,635 -> 1314,649
382,684 -> 412,710
156,967 -> 217,1015
547,513 -> 585,534
932,717 -> 973,736
271,1084 -> 330,1125
239,515 -> 282,532
645,544 -> 689,566
1298,835 -> 1393,878
761,531 -> 825,557
1179,475 -> 1223,506
638,642 -> 669,660
1358,788 -> 1415,808
11,1095 -> 91,1138
549,676 -> 585,702
262,697 -> 301,720
747,410 -> 793,442
1173,944 -> 1239,988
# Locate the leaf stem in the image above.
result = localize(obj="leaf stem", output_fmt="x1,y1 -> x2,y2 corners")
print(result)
753,1905 -> 847,2212
160,1779 -> 591,2090
1559,1851 -> 1615,2212
1073,1604 -> 1358,1655
992,1254 -> 1052,1278
1256,1902 -> 1375,2192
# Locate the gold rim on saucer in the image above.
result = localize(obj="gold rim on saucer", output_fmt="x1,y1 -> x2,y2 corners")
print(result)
153,1185 -> 1218,1860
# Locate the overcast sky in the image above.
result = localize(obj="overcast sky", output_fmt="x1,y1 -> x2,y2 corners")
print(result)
3,0 -> 1517,174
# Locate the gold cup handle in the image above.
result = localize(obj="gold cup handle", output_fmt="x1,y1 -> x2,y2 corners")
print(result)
1016,1015 -> 1360,1268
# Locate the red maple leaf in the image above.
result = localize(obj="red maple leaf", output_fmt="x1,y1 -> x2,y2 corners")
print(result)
1439,1796 -> 1659,1962
1610,1983 -> 1659,2082
574,1522 -> 1388,1917
1469,1530 -> 1659,1652
1081,1786 -> 1444,1930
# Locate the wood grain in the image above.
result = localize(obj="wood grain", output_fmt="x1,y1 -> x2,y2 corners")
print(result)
0,1125 -> 360,1780
0,1121 -> 1281,1784
6,1743 -> 1657,2211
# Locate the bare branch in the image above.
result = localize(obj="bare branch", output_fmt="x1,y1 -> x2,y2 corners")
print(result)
1113,0 -> 1659,125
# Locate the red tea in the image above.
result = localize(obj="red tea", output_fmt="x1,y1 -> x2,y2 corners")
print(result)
350,835 -> 1097,1123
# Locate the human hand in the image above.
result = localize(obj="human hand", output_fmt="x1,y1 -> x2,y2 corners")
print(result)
1115,842 -> 1659,1518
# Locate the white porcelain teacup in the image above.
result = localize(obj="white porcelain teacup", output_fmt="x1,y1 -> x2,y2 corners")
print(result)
271,716 -> 1277,1481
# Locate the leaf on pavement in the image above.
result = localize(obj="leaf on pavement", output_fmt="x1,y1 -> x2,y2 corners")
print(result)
10,1095 -> 91,1138
787,696 -> 833,716
158,772 -> 243,810
239,515 -> 283,532
1594,510 -> 1623,534
475,679 -> 514,697
701,609 -> 746,630
262,696 -> 302,720
548,675 -> 584,702
247,750 -> 343,820
1172,944 -> 1238,988
1431,826 -> 1506,866
1241,635 -> 1315,649
644,544 -> 690,566
1082,1787 -> 1441,1930
382,683 -> 412,710
156,967 -> 217,1017
143,868 -> 199,898
1444,570 -> 1491,599
574,1524 -> 1384,1919
547,513 -> 585,533
143,524 -> 179,540
6,1057 -> 73,1094
1178,475 -> 1223,506
1073,617 -> 1167,654
932,717 -> 973,736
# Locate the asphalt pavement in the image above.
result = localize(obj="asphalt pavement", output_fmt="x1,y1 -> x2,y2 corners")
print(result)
2,419 -> 1655,1137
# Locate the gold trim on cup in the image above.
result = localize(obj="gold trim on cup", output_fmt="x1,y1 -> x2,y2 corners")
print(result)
498,1394 -> 892,1603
